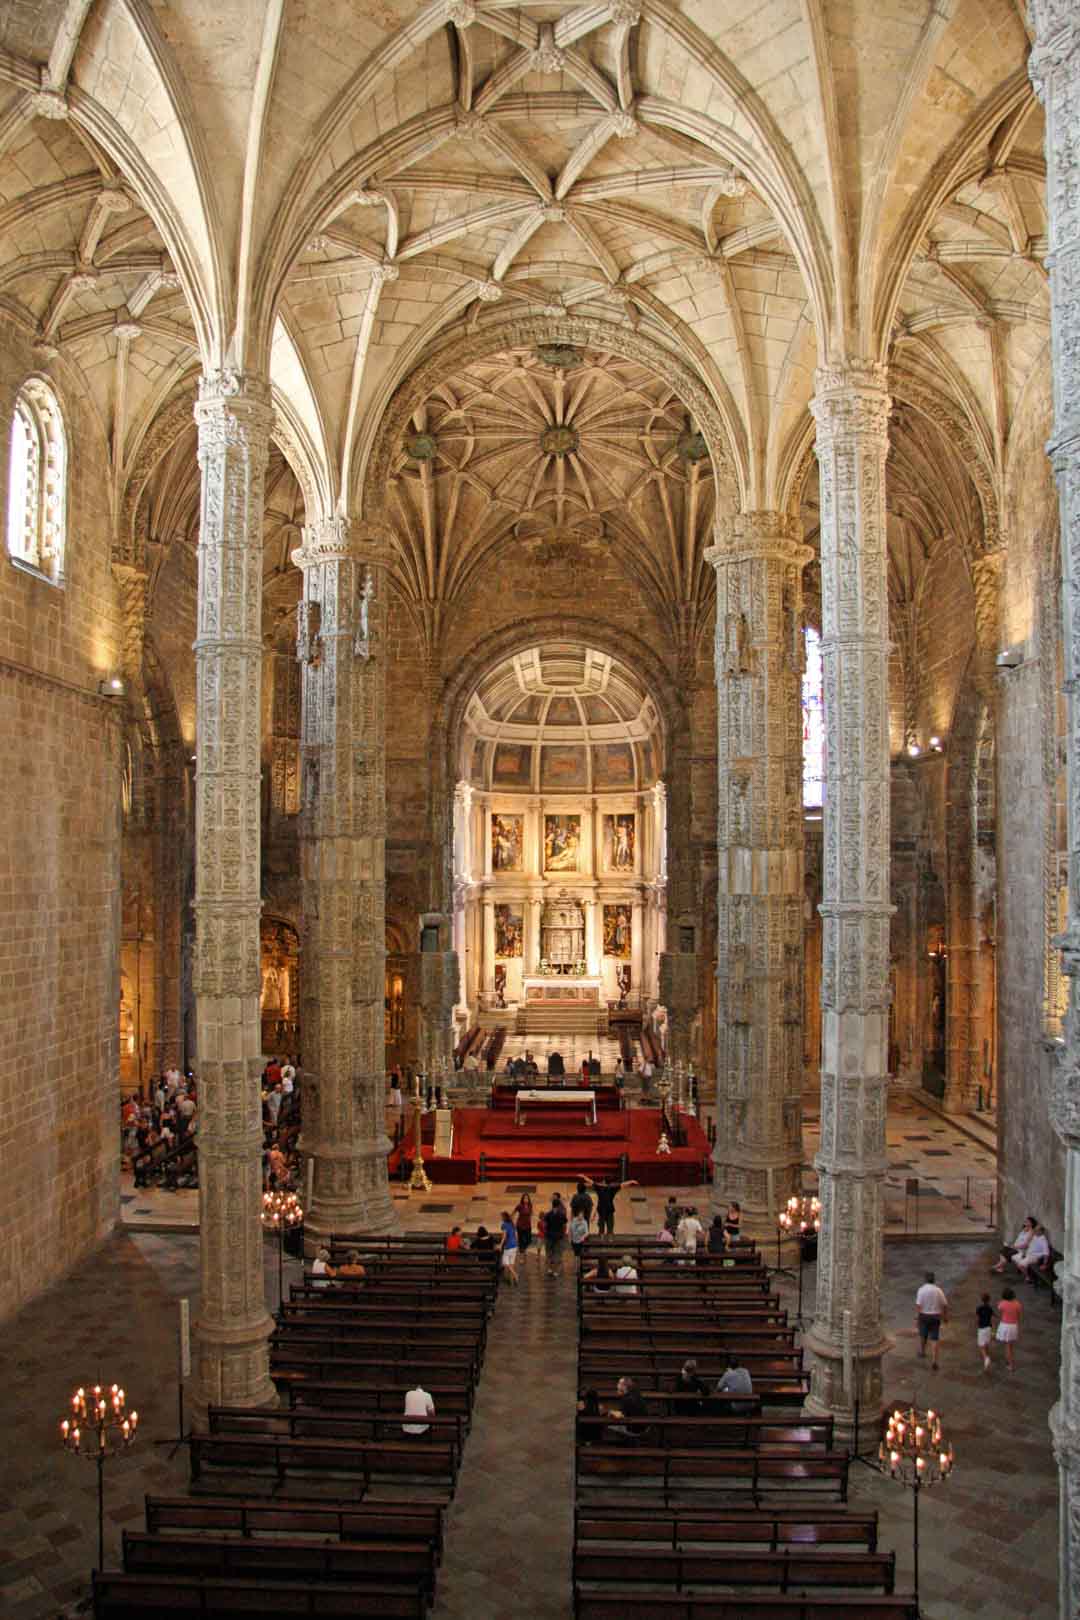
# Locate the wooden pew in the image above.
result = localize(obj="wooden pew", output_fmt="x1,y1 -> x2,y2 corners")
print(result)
577,1387 -> 765,1420
278,1377 -> 473,1421
270,1326 -> 484,1377
575,1446 -> 850,1504
573,1544 -> 896,1593
189,1431 -> 459,1491
574,1504 -> 879,1552
572,1593 -> 918,1620
145,1494 -> 447,1556
575,1415 -> 834,1451
92,1571 -> 427,1618
577,1356 -> 808,1409
580,1322 -> 798,1352
291,1280 -> 491,1310
122,1529 -> 437,1593
270,1347 -> 478,1388
207,1404 -> 464,1462
278,1301 -> 488,1351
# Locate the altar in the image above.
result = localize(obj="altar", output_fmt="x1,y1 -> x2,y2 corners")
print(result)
523,977 -> 602,1005
514,1088 -> 597,1125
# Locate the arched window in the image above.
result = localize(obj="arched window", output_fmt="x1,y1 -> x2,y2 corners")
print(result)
802,626 -> 825,809
6,379 -> 66,585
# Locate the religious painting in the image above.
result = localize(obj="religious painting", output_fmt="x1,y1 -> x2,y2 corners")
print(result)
603,903 -> 632,959
592,742 -> 635,788
495,904 -> 523,958
546,696 -> 579,726
603,812 -> 635,872
544,813 -> 581,872
541,744 -> 587,788
492,742 -> 532,787
491,813 -> 523,871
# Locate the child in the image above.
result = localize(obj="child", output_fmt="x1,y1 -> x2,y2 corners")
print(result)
975,1292 -> 994,1372
570,1210 -> 589,1258
995,1287 -> 1023,1371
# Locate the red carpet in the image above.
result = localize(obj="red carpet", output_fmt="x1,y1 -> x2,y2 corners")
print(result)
390,1105 -> 709,1187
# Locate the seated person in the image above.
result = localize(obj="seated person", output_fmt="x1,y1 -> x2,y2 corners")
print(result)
723,1200 -> 742,1242
575,1387 -> 608,1445
707,1213 -> 729,1253
715,1353 -> 754,1415
311,1247 -> 337,1288
614,1255 -> 639,1297
993,1215 -> 1037,1273
336,1248 -> 366,1282
472,1224 -> 499,1253
1014,1223 -> 1051,1281
402,1384 -> 435,1436
446,1225 -> 465,1253
607,1375 -> 649,1444
675,1357 -> 709,1413
582,1255 -> 615,1296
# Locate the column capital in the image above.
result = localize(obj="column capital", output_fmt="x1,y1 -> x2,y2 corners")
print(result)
292,515 -> 395,569
194,370 -> 273,460
811,362 -> 891,446
705,510 -> 813,569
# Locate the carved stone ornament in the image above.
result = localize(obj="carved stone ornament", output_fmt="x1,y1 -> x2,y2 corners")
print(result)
354,569 -> 375,660
533,40 -> 566,75
405,431 -> 439,462
371,262 -> 400,285
611,110 -> 638,139
28,86 -> 68,120
296,600 -> 323,666
678,428 -> 710,465
542,205 -> 567,225
539,424 -> 580,456
474,279 -> 504,302
114,320 -> 142,342
535,342 -> 582,369
447,0 -> 476,25
609,0 -> 642,22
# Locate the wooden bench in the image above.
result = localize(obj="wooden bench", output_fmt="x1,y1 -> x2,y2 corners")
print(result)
574,1505 -> 879,1552
580,1388 -> 764,1419
577,1358 -> 808,1409
145,1494 -> 446,1556
279,1301 -> 487,1349
122,1529 -> 437,1593
92,1571 -> 427,1618
575,1446 -> 849,1504
270,1348 -> 478,1388
573,1544 -> 896,1593
270,1326 -> 483,1376
580,1323 -> 798,1352
576,1416 -> 834,1451
572,1593 -> 918,1620
278,1377 -> 473,1420
189,1432 -> 458,1491
581,1306 -> 791,1335
207,1404 -> 465,1460
292,1281 -> 492,1310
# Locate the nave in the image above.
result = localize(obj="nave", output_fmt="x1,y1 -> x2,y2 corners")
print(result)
0,1200 -> 1058,1620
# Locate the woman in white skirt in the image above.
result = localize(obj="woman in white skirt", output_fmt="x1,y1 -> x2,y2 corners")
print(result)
995,1287 -> 1023,1371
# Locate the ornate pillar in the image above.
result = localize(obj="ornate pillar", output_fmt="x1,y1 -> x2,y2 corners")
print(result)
631,897 -> 644,999
706,513 -> 811,1223
294,516 -> 395,1243
803,363 -> 893,1445
191,370 -> 276,1418
482,898 -> 496,993
1030,11 -> 1080,1616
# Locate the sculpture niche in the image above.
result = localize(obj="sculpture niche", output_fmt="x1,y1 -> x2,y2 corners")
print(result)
539,895 -> 586,976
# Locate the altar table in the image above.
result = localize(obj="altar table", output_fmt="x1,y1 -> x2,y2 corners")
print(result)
514,1088 -> 597,1126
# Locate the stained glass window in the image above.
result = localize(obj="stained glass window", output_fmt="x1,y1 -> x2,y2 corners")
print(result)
802,626 -> 824,809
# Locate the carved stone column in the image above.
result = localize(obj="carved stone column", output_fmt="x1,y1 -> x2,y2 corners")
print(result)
294,517 -> 396,1244
802,362 -> 893,1445
706,513 -> 811,1223
191,370 -> 276,1419
1030,10 -> 1080,1615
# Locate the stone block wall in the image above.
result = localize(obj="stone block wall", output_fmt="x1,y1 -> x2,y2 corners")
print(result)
0,333 -> 122,1324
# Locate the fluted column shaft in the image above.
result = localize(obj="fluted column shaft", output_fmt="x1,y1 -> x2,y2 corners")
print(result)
294,517 -> 396,1241
1030,11 -> 1080,1616
191,370 -> 276,1418
803,363 -> 893,1444
706,513 -> 811,1223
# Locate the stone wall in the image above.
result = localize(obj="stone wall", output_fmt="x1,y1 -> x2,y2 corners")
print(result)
0,332 -> 122,1324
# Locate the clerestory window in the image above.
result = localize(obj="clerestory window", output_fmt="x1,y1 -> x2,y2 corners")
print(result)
6,379 -> 66,585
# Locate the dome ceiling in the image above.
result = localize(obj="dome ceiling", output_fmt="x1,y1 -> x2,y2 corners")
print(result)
462,641 -> 663,794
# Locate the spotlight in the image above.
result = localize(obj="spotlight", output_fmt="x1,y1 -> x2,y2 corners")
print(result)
98,674 -> 125,697
907,742 -> 921,757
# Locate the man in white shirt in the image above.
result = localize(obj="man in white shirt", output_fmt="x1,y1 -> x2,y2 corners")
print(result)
676,1207 -> 704,1256
1014,1224 -> 1051,1280
281,1062 -> 295,1093
914,1272 -> 949,1369
403,1385 -> 435,1435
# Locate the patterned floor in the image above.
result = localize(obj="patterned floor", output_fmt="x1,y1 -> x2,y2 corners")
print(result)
0,1188 -> 1059,1620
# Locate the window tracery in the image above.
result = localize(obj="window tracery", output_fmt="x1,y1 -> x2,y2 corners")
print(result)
802,626 -> 824,810
6,379 -> 66,586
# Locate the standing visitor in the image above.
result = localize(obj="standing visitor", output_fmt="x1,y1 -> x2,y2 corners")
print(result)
975,1292 -> 994,1372
571,1180 -> 594,1230
499,1211 -> 519,1286
995,1288 -> 1023,1370
512,1192 -> 534,1257
545,1194 -> 568,1278
570,1209 -> 589,1258
915,1272 -> 949,1370
579,1174 -> 640,1236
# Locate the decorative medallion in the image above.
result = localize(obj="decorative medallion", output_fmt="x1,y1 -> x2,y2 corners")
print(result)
536,343 -> 582,369
677,428 -> 710,464
405,432 -> 438,461
539,424 -> 580,456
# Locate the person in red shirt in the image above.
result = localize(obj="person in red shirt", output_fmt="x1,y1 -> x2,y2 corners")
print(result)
445,1226 -> 464,1253
995,1288 -> 1023,1371
266,1056 -> 283,1088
